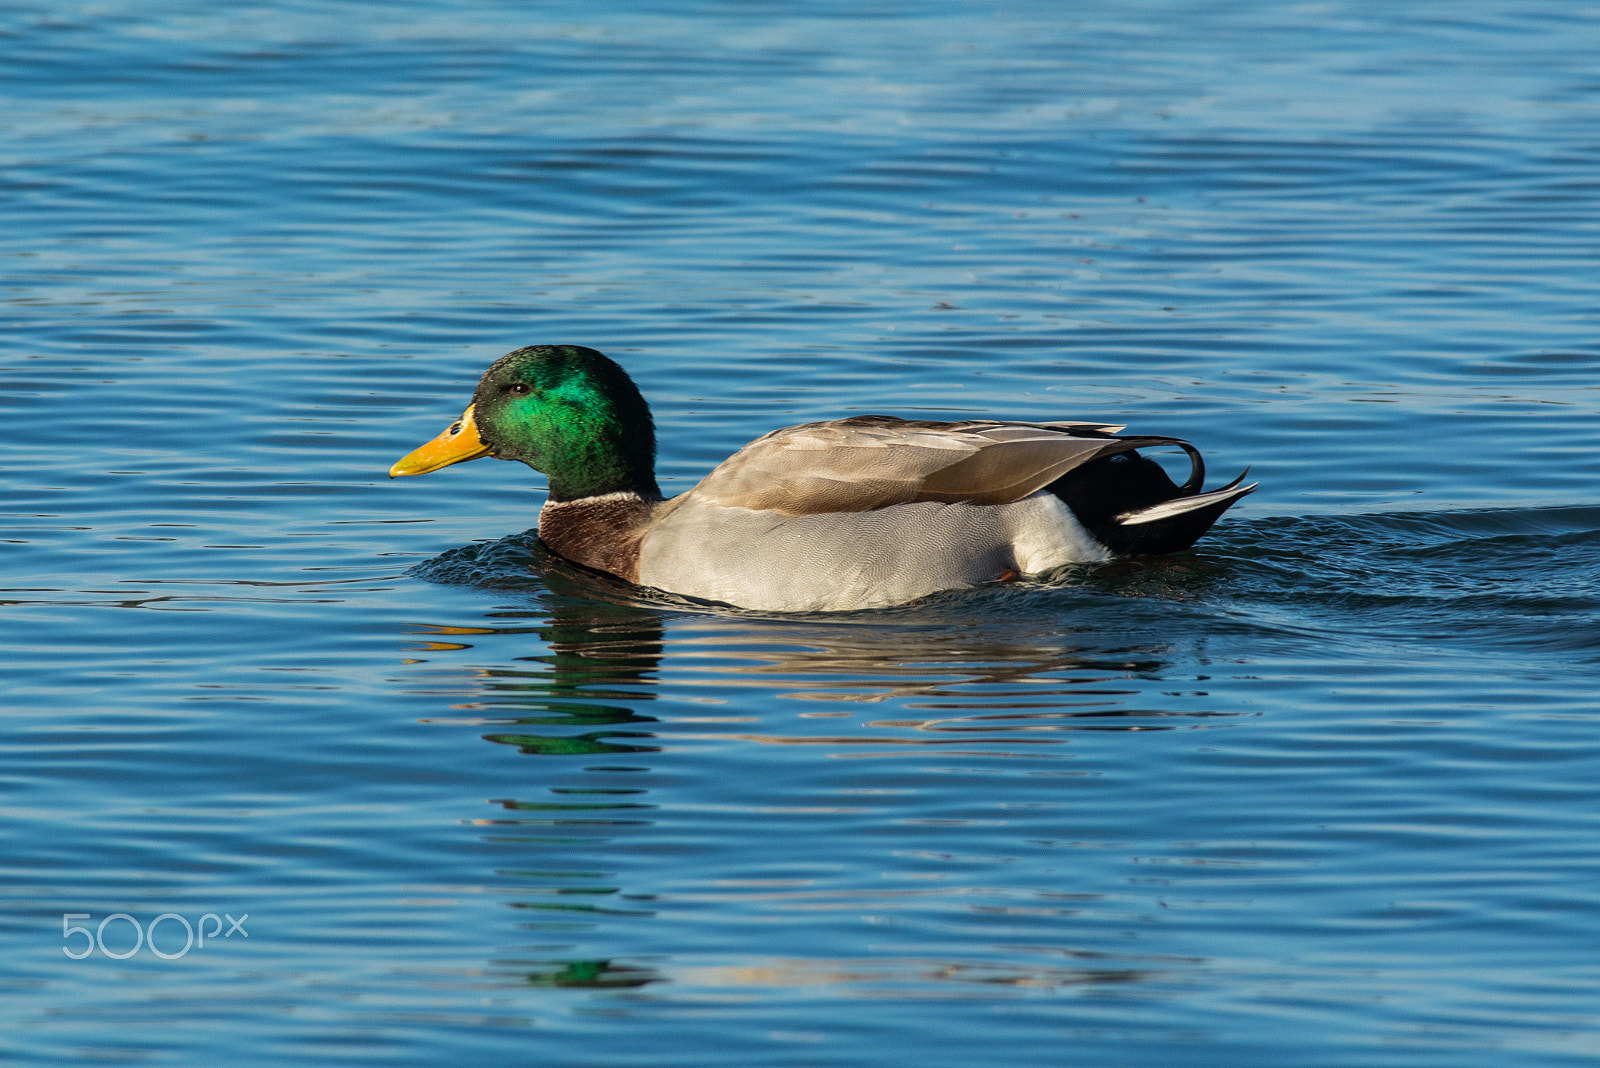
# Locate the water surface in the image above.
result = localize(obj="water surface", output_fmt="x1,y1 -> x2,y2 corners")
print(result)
5,1 -> 1600,1064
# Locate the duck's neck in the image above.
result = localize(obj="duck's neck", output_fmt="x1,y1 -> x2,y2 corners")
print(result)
538,423 -> 662,503
538,492 -> 662,583
475,345 -> 664,502
528,384 -> 662,503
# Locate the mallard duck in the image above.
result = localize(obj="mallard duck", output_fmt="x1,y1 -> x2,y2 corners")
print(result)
390,345 -> 1255,612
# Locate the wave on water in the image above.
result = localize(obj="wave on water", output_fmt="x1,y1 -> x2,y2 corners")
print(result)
407,504 -> 1600,662
1194,505 -> 1600,658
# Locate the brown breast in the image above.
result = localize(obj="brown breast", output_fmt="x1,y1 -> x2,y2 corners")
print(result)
536,494 -> 660,584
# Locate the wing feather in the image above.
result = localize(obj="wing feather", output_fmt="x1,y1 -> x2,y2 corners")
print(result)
686,415 -> 1168,515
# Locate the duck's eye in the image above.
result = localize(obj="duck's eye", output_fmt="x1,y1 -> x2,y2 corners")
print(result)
508,383 -> 531,396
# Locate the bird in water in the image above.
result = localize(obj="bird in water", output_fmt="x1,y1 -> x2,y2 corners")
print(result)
390,345 -> 1255,612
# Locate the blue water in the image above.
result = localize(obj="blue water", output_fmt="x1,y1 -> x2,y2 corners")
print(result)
6,1 -> 1600,1063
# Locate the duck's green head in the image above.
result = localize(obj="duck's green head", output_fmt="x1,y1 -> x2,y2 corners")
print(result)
390,345 -> 661,501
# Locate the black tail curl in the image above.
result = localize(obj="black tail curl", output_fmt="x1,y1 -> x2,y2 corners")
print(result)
1049,445 -> 1255,555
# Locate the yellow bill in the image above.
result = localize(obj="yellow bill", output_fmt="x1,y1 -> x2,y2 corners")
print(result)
389,405 -> 491,477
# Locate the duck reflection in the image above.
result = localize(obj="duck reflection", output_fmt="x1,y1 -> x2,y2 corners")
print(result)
405,541 -> 1231,996
518,959 -> 662,989
669,954 -> 1163,990
406,537 -> 1240,754
408,590 -> 666,756
497,953 -> 1163,993
411,604 -> 1232,755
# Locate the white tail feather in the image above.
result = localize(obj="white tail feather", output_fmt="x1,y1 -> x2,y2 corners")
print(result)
1116,482 -> 1257,526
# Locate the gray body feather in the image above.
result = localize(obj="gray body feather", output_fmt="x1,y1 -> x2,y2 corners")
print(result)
636,491 -> 1107,612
